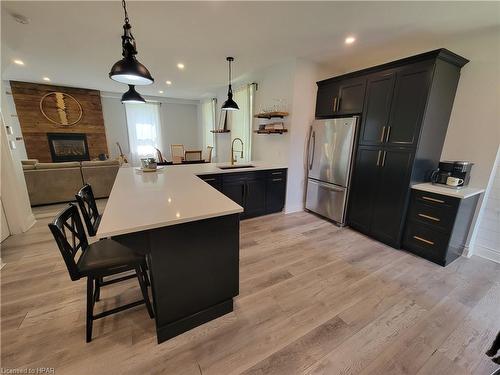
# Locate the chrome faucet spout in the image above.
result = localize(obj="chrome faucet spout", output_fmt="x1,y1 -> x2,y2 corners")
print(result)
231,138 -> 244,165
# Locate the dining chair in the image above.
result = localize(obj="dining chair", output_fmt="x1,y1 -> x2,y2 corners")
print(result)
75,184 -> 101,237
48,204 -> 154,342
170,144 -> 185,164
206,146 -> 214,163
184,150 -> 203,161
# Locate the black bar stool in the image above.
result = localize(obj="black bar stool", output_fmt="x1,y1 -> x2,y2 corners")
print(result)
75,184 -> 150,289
48,204 -> 154,342
75,184 -> 101,237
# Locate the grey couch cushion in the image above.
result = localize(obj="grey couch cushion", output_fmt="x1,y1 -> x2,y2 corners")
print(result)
81,164 -> 120,199
81,160 -> 120,167
36,162 -> 81,169
21,159 -> 38,165
24,168 -> 84,206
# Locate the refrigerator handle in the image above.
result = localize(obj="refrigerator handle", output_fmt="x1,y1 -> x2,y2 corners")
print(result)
309,131 -> 316,170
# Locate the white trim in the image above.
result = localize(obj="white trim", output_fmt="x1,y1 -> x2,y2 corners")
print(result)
474,244 -> 500,264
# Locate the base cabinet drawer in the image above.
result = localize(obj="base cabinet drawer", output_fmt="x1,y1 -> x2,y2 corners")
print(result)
403,222 -> 451,266
408,200 -> 456,232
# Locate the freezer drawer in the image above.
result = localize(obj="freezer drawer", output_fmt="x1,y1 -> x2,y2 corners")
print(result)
305,179 -> 348,224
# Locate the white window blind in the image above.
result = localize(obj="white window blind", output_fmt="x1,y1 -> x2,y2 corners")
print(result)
201,98 -> 216,159
231,84 -> 254,162
124,102 -> 162,166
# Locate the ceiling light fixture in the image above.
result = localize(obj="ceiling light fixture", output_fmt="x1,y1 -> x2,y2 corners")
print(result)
109,0 -> 154,86
121,85 -> 146,103
43,77 -> 50,82
13,59 -> 24,66
11,13 -> 30,25
166,80 -> 172,85
177,63 -> 185,70
345,36 -> 356,44
158,90 -> 164,94
221,57 -> 239,111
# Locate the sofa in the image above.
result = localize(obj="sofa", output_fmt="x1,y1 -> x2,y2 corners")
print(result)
22,159 -> 120,206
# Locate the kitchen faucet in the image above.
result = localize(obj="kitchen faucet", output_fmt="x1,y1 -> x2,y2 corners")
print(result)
231,138 -> 244,165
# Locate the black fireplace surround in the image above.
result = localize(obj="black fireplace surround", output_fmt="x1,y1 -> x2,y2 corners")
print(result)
47,133 -> 90,162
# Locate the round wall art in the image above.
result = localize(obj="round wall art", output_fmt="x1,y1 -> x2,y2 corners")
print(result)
39,92 -> 83,127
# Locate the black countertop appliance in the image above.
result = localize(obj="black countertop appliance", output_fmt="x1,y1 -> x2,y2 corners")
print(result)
431,161 -> 473,187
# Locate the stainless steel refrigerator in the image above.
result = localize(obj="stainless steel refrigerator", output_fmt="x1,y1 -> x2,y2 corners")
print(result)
305,117 -> 358,225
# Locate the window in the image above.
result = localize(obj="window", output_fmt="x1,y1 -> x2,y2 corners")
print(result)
201,98 -> 216,159
231,84 -> 255,162
124,102 -> 162,165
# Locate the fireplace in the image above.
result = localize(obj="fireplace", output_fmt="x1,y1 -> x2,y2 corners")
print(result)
47,133 -> 90,162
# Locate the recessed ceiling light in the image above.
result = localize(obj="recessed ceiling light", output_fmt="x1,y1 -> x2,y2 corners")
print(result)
11,13 -> 30,25
158,90 -> 164,94
177,63 -> 185,70
166,80 -> 172,85
345,36 -> 356,45
42,77 -> 51,82
13,59 -> 24,66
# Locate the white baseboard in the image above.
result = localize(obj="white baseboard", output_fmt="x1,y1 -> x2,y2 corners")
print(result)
474,244 -> 500,264
284,204 -> 304,214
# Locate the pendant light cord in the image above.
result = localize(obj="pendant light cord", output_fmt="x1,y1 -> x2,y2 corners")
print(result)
122,0 -> 129,24
120,0 -> 136,58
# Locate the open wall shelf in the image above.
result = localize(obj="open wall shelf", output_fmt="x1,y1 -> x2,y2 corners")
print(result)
254,111 -> 289,119
255,129 -> 288,135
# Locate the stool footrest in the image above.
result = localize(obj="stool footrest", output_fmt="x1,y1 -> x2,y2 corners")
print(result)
93,300 -> 145,320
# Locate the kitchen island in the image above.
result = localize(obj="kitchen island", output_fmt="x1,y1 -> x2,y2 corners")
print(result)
96,161 -> 287,343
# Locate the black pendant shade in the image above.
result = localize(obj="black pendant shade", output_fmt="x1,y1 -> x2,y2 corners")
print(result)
121,85 -> 146,103
110,0 -> 154,86
221,57 -> 239,111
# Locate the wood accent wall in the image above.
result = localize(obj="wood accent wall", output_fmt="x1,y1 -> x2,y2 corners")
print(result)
10,81 -> 108,162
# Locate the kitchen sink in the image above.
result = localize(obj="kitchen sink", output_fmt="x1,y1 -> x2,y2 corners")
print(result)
218,164 -> 255,170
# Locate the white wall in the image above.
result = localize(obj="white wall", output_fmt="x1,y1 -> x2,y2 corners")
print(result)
285,60 -> 321,213
101,93 -> 201,160
212,59 -> 322,213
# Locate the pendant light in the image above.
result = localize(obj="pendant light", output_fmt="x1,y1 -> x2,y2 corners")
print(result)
121,85 -> 146,103
109,0 -> 154,85
221,57 -> 239,111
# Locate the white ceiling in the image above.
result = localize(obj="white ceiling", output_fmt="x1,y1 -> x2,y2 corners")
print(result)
2,1 -> 499,99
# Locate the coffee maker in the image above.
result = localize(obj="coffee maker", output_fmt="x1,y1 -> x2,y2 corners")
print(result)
430,161 -> 473,188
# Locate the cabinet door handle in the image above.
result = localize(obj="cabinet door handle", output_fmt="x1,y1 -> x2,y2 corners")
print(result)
418,213 -> 440,222
271,171 -> 282,175
272,178 -> 282,182
380,126 -> 386,142
203,178 -> 216,182
385,126 -> 391,142
381,151 -> 386,167
413,236 -> 435,245
376,150 -> 382,167
337,97 -> 341,112
422,196 -> 445,204
333,97 -> 338,113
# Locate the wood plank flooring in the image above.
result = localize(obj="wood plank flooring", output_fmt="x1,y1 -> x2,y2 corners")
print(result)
1,202 -> 499,374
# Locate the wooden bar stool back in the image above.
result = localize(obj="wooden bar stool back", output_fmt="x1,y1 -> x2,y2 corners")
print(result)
75,184 -> 101,237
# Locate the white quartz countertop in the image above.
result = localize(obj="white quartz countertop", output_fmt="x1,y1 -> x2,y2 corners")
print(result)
96,161 -> 287,238
411,183 -> 484,199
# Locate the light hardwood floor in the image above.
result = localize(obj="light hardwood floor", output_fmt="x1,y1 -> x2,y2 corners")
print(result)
1,202 -> 499,375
